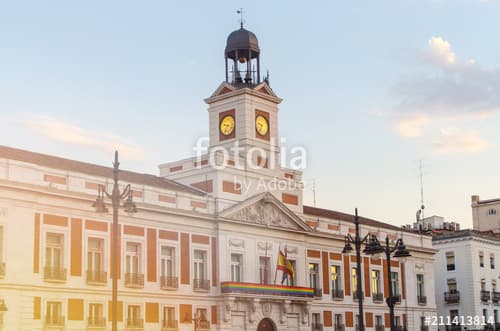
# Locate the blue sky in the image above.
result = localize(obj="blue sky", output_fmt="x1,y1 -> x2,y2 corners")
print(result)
1,0 -> 499,228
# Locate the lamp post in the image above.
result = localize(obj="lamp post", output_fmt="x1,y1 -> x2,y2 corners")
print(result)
362,235 -> 411,331
93,151 -> 137,331
342,208 -> 371,331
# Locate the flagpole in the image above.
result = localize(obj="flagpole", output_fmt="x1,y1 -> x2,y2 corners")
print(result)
274,243 -> 280,284
264,241 -> 268,284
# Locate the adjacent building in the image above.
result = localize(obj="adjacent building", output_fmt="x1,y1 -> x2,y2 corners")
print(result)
0,24 -> 437,331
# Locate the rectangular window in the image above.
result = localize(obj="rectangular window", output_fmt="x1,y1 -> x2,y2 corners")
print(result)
312,313 -> 321,329
394,316 -> 401,327
160,246 -> 175,277
45,233 -> 63,268
481,279 -> 486,291
447,279 -> 457,292
450,310 -> 459,325
351,267 -> 358,293
480,251 -> 484,268
88,238 -> 104,272
88,303 -> 104,326
417,274 -> 425,297
446,252 -> 455,271
309,263 -> 319,289
126,242 -> 141,274
193,250 -> 207,281
491,254 -> 495,269
259,256 -> 271,284
391,272 -> 400,296
375,315 -> 383,326
195,308 -> 209,329
335,314 -> 343,329
127,305 -> 142,328
46,301 -> 63,325
331,265 -> 342,292
355,314 -> 360,331
231,254 -> 242,282
494,310 -> 498,324
371,270 -> 381,294
163,306 -> 176,328
288,259 -> 296,286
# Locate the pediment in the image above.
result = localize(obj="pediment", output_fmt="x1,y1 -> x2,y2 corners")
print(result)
219,192 -> 312,232
253,82 -> 278,98
210,82 -> 236,98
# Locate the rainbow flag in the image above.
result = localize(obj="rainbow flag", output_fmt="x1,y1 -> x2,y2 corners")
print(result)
221,282 -> 314,297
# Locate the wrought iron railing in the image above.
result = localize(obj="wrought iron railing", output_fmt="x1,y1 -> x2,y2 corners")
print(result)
312,323 -> 323,331
126,318 -> 144,328
43,266 -> 67,281
161,319 -> 178,330
45,315 -> 65,326
372,292 -> 384,302
418,295 -> 427,305
313,288 -> 323,298
87,316 -> 106,327
332,289 -> 344,299
86,270 -> 107,284
193,279 -> 210,291
161,276 -> 179,289
124,273 -> 144,288
195,319 -> 210,330
444,291 -> 460,304
481,290 -> 491,302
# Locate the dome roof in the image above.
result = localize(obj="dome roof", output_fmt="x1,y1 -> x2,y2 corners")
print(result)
225,27 -> 260,57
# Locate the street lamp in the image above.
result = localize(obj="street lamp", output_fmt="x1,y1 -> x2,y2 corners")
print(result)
362,235 -> 411,331
342,208 -> 373,331
93,151 -> 137,331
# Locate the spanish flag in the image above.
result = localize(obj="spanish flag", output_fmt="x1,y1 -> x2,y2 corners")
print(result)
277,250 -> 295,281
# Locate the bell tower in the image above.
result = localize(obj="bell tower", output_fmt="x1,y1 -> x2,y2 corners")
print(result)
205,23 -> 282,169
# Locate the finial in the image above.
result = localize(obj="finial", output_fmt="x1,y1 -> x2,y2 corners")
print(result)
237,8 -> 244,28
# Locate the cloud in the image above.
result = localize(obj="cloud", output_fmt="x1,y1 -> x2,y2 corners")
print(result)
22,115 -> 147,160
433,128 -> 488,153
391,36 -> 500,149
393,113 -> 431,137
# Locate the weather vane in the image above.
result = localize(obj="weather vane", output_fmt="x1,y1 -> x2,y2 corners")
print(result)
237,8 -> 245,28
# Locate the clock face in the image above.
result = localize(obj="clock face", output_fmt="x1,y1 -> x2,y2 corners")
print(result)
220,115 -> 235,136
255,115 -> 269,136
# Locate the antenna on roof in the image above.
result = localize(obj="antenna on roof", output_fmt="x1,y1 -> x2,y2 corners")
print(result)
418,159 -> 425,219
236,8 -> 245,28
312,178 -> 317,207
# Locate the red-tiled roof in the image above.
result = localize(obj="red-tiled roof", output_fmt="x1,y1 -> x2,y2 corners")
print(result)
303,205 -> 411,233
0,145 -> 205,196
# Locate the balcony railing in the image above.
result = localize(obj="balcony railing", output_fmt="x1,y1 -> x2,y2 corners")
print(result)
444,291 -> 460,304
483,324 -> 494,331
125,273 -> 144,288
88,316 -> 106,327
313,288 -> 323,298
161,276 -> 179,289
86,270 -> 107,284
43,266 -> 67,281
332,289 -> 344,300
373,292 -> 384,302
353,290 -> 363,300
312,323 -> 324,331
0,262 -> 5,277
392,294 -> 401,304
126,318 -> 144,329
481,290 -> 491,302
220,281 -> 314,298
161,320 -> 178,330
446,325 -> 461,331
421,326 -> 429,331
45,315 -> 65,326
335,324 -> 345,331
195,319 -> 210,330
447,264 -> 455,271
193,279 -> 210,291
418,295 -> 427,305
375,325 -> 385,331
395,326 -> 408,331
493,291 -> 500,303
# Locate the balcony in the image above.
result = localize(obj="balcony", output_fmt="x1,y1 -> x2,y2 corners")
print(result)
483,324 -> 494,331
87,316 -> 106,329
421,326 -> 429,331
220,281 -> 314,298
493,291 -> 500,303
0,262 -> 5,277
43,266 -> 67,282
86,270 -> 107,285
447,264 -> 455,271
372,292 -> 384,302
395,327 -> 408,331
392,294 -> 401,304
444,291 -> 460,304
446,325 -> 461,331
195,319 -> 210,330
45,315 -> 65,330
161,320 -> 178,331
126,318 -> 144,330
353,291 -> 363,300
125,273 -> 144,288
313,288 -> 323,298
161,276 -> 179,290
481,290 -> 491,302
375,325 -> 385,331
335,324 -> 345,331
332,289 -> 344,300
193,279 -> 210,291
312,323 -> 324,331
418,295 -> 427,305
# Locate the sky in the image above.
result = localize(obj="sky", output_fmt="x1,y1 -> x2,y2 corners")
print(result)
1,0 -> 499,228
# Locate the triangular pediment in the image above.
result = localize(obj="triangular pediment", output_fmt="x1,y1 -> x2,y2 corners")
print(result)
219,192 -> 312,232
253,82 -> 277,97
210,82 -> 236,98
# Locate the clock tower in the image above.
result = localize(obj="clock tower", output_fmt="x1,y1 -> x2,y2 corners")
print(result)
205,25 -> 282,169
159,24 -> 303,213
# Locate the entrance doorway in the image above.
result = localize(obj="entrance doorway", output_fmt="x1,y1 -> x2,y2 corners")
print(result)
257,318 -> 276,331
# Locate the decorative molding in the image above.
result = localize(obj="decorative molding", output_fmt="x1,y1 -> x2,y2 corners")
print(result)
229,239 -> 245,248
257,242 -> 273,251
229,200 -> 301,230
262,302 -> 272,317
415,263 -> 425,271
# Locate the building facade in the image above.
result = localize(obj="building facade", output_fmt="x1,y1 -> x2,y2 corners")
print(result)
433,230 -> 500,331
0,25 -> 437,331
471,196 -> 500,233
